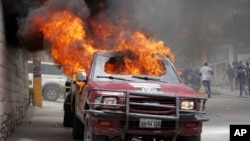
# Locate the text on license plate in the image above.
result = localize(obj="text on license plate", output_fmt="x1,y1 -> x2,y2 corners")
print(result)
139,118 -> 162,128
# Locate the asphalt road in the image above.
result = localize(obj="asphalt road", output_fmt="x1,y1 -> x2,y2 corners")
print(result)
202,93 -> 250,141
6,92 -> 250,141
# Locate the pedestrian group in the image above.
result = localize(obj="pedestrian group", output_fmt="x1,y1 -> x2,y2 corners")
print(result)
198,61 -> 250,98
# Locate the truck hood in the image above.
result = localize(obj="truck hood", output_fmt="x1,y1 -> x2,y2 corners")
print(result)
90,80 -> 198,97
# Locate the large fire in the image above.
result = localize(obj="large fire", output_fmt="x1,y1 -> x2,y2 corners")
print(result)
24,8 -> 174,77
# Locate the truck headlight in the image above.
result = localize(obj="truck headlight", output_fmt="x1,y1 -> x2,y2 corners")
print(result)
103,97 -> 117,105
181,100 -> 194,110
93,97 -> 118,108
94,97 -> 102,104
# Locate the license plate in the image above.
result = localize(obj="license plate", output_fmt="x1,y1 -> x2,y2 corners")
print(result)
139,118 -> 162,128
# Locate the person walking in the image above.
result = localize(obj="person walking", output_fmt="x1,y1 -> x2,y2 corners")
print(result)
199,62 -> 213,98
245,62 -> 250,94
235,65 -> 248,96
223,64 -> 235,91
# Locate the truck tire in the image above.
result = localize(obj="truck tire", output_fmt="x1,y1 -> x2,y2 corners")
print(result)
63,94 -> 73,127
84,115 -> 107,141
63,110 -> 73,127
43,86 -> 60,101
179,135 -> 201,141
72,116 -> 84,139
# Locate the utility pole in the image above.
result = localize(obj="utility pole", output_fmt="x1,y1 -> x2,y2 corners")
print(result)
32,58 -> 42,107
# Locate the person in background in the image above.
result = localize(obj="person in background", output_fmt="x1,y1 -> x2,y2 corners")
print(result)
245,62 -> 250,94
234,60 -> 246,90
182,68 -> 201,92
238,60 -> 247,74
223,64 -> 235,92
199,62 -> 213,98
235,65 -> 248,96
232,61 -> 239,89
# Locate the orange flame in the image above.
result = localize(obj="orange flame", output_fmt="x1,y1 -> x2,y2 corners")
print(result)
40,10 -> 97,76
31,9 -> 174,77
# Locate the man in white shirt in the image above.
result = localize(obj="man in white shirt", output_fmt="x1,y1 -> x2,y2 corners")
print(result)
199,62 -> 213,98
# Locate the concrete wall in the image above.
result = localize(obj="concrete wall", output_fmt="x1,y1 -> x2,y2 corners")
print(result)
0,2 -> 29,141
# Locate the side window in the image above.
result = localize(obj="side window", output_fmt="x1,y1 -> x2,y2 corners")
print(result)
41,64 -> 63,75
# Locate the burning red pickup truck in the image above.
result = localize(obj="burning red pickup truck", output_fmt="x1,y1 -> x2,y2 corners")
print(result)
63,51 -> 208,141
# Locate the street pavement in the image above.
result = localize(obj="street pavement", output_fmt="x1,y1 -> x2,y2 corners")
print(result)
6,99 -> 75,141
202,86 -> 250,141
5,86 -> 250,141
211,86 -> 250,98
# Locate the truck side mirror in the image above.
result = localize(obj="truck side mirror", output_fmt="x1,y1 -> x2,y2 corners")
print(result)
76,72 -> 87,82
65,81 -> 72,87
64,81 -> 72,93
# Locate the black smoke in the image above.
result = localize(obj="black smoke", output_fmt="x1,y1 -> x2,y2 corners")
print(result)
2,0 -> 180,51
2,0 -> 236,58
1,0 -> 36,46
1,0 -> 107,50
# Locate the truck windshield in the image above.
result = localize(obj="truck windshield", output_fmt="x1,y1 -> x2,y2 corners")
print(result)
92,54 -> 180,83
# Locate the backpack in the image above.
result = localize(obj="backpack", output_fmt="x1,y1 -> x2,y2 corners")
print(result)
238,69 -> 245,80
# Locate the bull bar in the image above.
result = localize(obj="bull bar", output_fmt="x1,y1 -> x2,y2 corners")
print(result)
83,89 -> 209,141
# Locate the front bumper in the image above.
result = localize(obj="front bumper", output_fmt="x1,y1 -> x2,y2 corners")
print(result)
84,89 -> 208,139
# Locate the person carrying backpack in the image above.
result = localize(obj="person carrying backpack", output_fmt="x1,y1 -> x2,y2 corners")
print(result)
235,65 -> 248,96
246,62 -> 250,94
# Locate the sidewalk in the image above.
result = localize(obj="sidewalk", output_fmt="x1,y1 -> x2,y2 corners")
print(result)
6,100 -> 75,141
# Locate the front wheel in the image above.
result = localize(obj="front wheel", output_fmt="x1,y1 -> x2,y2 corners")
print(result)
63,94 -> 73,127
72,116 -> 84,139
84,115 -> 107,141
63,110 -> 73,127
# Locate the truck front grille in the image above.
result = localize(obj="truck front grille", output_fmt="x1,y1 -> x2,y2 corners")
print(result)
129,97 -> 176,114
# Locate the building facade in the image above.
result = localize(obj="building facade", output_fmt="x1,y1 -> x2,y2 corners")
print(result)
0,1 -> 29,140
173,0 -> 250,86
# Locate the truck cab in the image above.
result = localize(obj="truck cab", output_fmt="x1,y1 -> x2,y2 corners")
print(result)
63,51 -> 208,141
